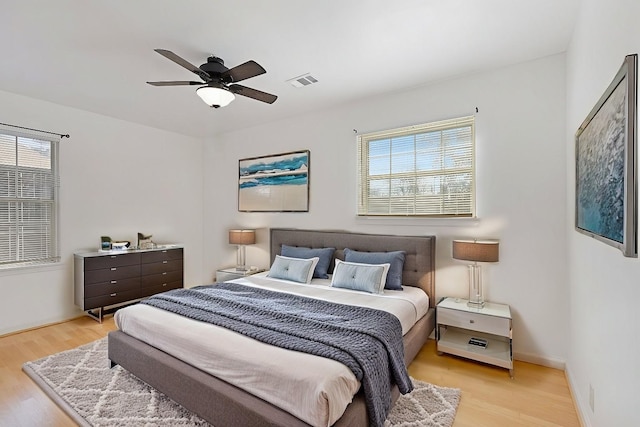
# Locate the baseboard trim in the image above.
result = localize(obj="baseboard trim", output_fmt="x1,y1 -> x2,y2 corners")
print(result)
0,314 -> 85,338
513,351 -> 565,370
565,366 -> 590,427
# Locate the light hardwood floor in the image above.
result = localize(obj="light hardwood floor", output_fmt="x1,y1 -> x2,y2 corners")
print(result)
0,316 -> 581,427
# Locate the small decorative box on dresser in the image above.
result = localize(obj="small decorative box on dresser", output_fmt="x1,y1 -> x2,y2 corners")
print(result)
74,245 -> 183,322
436,297 -> 513,377
215,267 -> 266,282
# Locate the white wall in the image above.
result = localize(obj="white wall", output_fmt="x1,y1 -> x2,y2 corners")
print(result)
204,54 -> 568,366
566,0 -> 640,425
0,90 -> 204,335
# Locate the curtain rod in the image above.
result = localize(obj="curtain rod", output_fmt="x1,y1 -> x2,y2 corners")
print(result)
0,122 -> 70,139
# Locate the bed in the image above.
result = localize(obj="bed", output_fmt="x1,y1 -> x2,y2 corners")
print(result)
108,228 -> 436,427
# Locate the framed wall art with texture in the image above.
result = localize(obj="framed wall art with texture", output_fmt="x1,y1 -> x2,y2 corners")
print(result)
575,54 -> 637,257
238,150 -> 310,212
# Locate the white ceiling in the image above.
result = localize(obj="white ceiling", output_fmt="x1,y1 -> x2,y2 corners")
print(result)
0,0 -> 579,138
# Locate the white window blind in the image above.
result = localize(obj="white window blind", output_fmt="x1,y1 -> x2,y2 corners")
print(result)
0,131 -> 59,267
357,116 -> 475,217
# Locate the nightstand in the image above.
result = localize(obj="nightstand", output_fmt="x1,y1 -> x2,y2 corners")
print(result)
436,297 -> 513,377
215,267 -> 266,282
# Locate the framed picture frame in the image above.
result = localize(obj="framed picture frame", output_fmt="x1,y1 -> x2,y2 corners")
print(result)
575,54 -> 638,257
238,150 -> 310,212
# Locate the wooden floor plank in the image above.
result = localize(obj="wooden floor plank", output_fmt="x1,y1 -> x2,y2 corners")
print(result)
0,315 -> 581,426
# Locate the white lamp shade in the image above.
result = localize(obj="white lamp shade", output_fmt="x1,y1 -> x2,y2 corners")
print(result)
196,85 -> 235,107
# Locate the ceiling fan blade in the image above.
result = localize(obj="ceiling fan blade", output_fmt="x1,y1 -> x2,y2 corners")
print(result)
229,84 -> 277,104
147,81 -> 202,86
222,61 -> 266,83
153,49 -> 210,81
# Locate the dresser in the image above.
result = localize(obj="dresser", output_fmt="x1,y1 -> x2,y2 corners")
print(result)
74,245 -> 184,322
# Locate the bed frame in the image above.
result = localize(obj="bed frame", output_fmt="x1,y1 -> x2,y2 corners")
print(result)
108,228 -> 436,427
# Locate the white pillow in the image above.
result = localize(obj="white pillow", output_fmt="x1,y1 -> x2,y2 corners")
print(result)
267,255 -> 319,284
330,259 -> 390,294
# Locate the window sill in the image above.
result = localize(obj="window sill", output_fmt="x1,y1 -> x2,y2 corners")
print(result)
356,216 -> 481,227
0,260 -> 65,276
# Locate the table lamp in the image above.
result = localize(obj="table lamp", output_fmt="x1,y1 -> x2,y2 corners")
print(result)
452,239 -> 499,308
228,229 -> 256,271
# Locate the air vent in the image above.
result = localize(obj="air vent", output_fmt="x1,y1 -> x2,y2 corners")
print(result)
286,73 -> 318,88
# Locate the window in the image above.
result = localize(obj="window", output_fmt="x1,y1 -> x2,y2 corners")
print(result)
0,131 -> 59,268
357,116 -> 475,217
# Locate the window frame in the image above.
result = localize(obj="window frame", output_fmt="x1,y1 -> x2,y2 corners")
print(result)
0,129 -> 60,269
357,116 -> 476,217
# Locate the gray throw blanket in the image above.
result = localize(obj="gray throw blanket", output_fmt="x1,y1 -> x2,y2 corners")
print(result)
141,282 -> 413,427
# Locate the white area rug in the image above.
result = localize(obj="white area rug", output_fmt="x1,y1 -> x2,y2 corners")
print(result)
23,338 -> 460,427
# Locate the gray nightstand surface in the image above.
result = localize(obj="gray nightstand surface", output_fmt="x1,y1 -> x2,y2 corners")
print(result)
436,297 -> 513,377
215,267 -> 266,283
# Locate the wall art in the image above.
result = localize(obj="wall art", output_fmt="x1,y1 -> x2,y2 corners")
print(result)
238,150 -> 309,212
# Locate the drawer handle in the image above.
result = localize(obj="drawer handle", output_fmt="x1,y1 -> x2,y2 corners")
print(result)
469,320 -> 475,324
162,260 -> 168,264
110,255 -> 117,259
110,280 -> 117,284
162,283 -> 167,287
162,272 -> 167,275
110,293 -> 117,297
111,267 -> 117,271
162,250 -> 167,253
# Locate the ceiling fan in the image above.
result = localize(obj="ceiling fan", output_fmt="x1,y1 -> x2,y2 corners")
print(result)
147,49 -> 277,108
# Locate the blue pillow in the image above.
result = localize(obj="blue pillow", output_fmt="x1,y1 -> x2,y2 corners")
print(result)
281,245 -> 335,279
330,260 -> 389,294
343,248 -> 406,290
267,255 -> 319,284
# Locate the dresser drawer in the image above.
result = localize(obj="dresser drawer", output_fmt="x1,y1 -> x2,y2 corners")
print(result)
84,253 -> 141,271
141,259 -> 183,275
84,265 -> 141,285
84,289 -> 143,310
140,281 -> 183,298
141,248 -> 184,264
84,277 -> 140,298
141,270 -> 183,288
438,307 -> 511,337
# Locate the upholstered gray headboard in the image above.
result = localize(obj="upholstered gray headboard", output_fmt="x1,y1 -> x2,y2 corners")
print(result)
270,228 -> 436,308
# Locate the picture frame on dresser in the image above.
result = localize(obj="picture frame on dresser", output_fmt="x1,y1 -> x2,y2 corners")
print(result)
575,53 -> 638,257
238,150 -> 310,212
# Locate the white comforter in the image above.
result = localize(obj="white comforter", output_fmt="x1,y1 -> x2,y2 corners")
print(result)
114,272 -> 429,427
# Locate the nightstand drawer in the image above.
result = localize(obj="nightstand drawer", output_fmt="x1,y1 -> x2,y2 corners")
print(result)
438,307 -> 511,337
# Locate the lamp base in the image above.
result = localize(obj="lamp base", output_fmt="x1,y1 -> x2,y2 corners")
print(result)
467,263 -> 485,308
467,300 -> 485,309
235,245 -> 248,272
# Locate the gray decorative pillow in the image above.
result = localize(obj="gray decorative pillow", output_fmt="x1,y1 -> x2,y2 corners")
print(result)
267,255 -> 319,284
344,248 -> 406,290
281,245 -> 335,279
330,259 -> 390,294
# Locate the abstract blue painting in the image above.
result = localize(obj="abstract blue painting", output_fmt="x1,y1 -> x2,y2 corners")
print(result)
575,54 -> 637,257
238,150 -> 309,212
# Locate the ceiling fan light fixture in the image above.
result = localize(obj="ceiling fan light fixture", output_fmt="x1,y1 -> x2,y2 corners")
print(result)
196,84 -> 235,107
